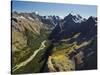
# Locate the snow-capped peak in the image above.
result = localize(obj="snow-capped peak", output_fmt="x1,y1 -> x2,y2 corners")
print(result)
68,12 -> 86,23
70,11 -> 77,16
72,14 -> 86,23
34,11 -> 39,15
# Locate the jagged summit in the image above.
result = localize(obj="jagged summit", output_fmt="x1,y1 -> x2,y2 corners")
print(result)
87,16 -> 97,22
69,11 -> 78,16
64,12 -> 86,23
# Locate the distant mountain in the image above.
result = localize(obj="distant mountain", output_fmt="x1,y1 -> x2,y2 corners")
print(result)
40,15 -> 61,29
63,13 -> 86,24
48,14 -> 97,43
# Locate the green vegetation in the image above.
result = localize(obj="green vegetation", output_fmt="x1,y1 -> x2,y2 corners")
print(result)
12,26 -> 50,73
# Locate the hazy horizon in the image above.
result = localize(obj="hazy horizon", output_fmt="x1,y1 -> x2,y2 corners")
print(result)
12,1 -> 97,19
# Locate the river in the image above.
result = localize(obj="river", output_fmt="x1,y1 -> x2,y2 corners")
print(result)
12,40 -> 46,72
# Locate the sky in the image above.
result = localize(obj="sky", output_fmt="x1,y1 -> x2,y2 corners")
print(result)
12,1 -> 97,18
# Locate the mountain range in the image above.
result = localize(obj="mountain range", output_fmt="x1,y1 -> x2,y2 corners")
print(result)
12,11 -> 97,74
